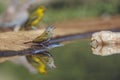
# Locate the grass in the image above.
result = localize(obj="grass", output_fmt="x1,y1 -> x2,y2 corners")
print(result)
42,2 -> 120,24
43,7 -> 99,24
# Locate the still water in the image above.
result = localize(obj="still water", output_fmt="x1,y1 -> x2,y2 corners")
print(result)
0,36 -> 120,80
0,30 -> 120,80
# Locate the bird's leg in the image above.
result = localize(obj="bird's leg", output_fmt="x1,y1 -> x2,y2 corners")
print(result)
32,41 -> 50,50
40,44 -> 50,50
39,39 -> 51,49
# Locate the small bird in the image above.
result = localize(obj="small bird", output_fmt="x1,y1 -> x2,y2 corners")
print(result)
24,25 -> 55,48
21,6 -> 46,30
33,25 -> 54,43
26,51 -> 56,74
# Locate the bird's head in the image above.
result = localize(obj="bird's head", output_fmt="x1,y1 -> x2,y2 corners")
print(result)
37,6 -> 46,13
45,25 -> 55,34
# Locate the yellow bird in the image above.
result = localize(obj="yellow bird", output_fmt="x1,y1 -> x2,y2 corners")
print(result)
26,51 -> 56,74
33,25 -> 55,43
24,25 -> 55,47
21,6 -> 46,30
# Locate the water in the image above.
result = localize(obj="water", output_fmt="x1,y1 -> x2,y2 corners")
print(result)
0,39 -> 120,80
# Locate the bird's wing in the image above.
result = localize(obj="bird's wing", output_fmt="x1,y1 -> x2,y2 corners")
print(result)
26,55 -> 39,68
25,14 -> 38,25
33,32 -> 48,43
34,52 -> 56,69
26,55 -> 47,74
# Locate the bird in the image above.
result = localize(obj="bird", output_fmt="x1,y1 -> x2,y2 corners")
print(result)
26,51 -> 56,74
24,25 -> 55,48
21,6 -> 46,30
33,25 -> 54,42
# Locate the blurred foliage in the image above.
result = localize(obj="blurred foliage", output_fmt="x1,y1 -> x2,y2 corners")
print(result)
0,0 -> 120,23
41,0 -> 120,23
0,39 -> 120,80
0,3 -> 6,14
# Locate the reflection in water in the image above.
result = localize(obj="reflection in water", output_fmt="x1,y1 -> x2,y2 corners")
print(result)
0,56 -> 38,73
90,31 -> 120,56
0,56 -> 17,63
